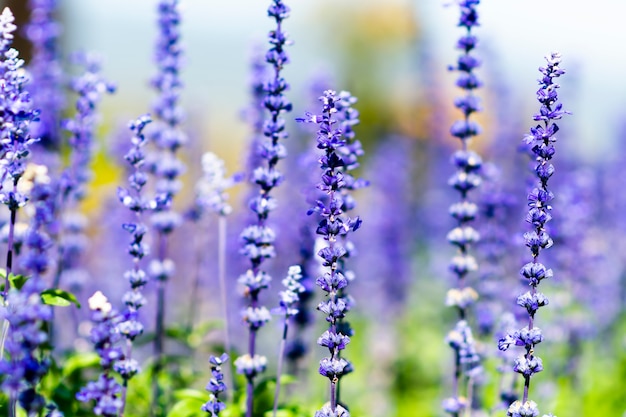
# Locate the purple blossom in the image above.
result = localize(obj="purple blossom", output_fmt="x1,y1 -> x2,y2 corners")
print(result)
297,89 -> 364,416
236,2 -> 292,415
76,291 -> 124,417
25,0 -> 64,148
444,1 -> 484,414
53,53 -> 114,292
189,152 -> 242,219
202,354 -> 229,417
500,52 -> 569,413
115,115 -> 152,403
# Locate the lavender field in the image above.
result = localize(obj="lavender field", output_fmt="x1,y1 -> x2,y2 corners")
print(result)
0,1 -> 625,416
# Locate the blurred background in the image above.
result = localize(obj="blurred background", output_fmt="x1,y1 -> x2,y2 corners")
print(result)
5,0 -> 626,160
2,0 -> 626,416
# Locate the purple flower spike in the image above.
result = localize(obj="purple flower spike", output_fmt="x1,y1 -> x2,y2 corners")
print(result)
237,2 -> 292,416
113,115 -> 153,415
76,291 -> 124,417
147,1 -> 188,412
25,0 -> 64,147
202,354 -> 229,417
444,1 -> 483,415
297,89 -> 365,417
500,52 -> 569,415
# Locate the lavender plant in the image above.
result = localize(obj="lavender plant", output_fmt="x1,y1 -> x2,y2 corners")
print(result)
443,1 -> 484,414
272,265 -> 304,417
54,53 -> 115,290
297,89 -> 364,417
1,166 -> 55,417
202,354 -> 229,417
147,1 -> 186,412
76,292 -> 124,417
0,7 -> 40,300
116,114 -> 152,414
498,52 -> 569,417
25,0 -> 64,148
235,1 -> 292,415
187,151 -> 241,397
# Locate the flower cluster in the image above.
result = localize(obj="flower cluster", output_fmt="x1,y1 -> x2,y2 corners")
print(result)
297,89 -> 364,417
0,281 -> 53,414
60,53 -> 115,201
443,0 -> 484,414
190,152 -> 242,219
236,1 -> 292,414
201,354 -> 229,417
147,2 -> 186,411
0,7 -> 40,297
275,265 -> 305,319
115,115 -> 152,384
54,53 -> 114,290
147,0 -> 185,258
0,166 -> 55,415
499,52 -> 568,417
25,0 -> 64,147
76,292 -> 124,417
149,0 -> 186,204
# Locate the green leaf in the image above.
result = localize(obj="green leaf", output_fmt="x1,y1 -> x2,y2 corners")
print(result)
263,410 -> 295,417
0,271 -> 30,292
166,398 -> 205,417
9,274 -> 28,290
40,289 -> 81,308
62,352 -> 100,377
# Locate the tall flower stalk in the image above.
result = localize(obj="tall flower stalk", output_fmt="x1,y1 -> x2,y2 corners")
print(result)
443,1 -> 484,415
0,7 -> 39,300
187,152 -> 240,399
76,292 -> 124,417
297,89 -> 363,417
498,52 -> 569,417
54,53 -> 115,290
25,0 -> 64,148
202,354 -> 229,417
234,1 -> 292,416
272,265 -> 304,417
116,115 -> 152,415
147,1 -> 186,413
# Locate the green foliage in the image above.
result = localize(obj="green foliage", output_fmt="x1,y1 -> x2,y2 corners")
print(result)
40,288 -> 82,308
0,269 -> 29,291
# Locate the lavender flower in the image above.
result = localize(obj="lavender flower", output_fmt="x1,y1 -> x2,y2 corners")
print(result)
76,292 -> 124,417
443,1 -> 484,414
201,354 -> 229,417
272,265 -> 304,417
115,115 -> 152,412
1,166 -> 55,414
498,52 -> 569,417
297,89 -> 364,417
53,53 -> 115,290
236,1 -> 292,415
0,280 -> 52,415
0,8 -> 41,299
192,152 -> 242,218
186,150 -> 241,379
25,0 -> 64,148
147,1 -> 186,412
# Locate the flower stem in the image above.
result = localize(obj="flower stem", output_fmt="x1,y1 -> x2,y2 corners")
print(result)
272,320 -> 289,417
218,216 -> 234,402
151,232 -> 168,417
3,181 -> 18,300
